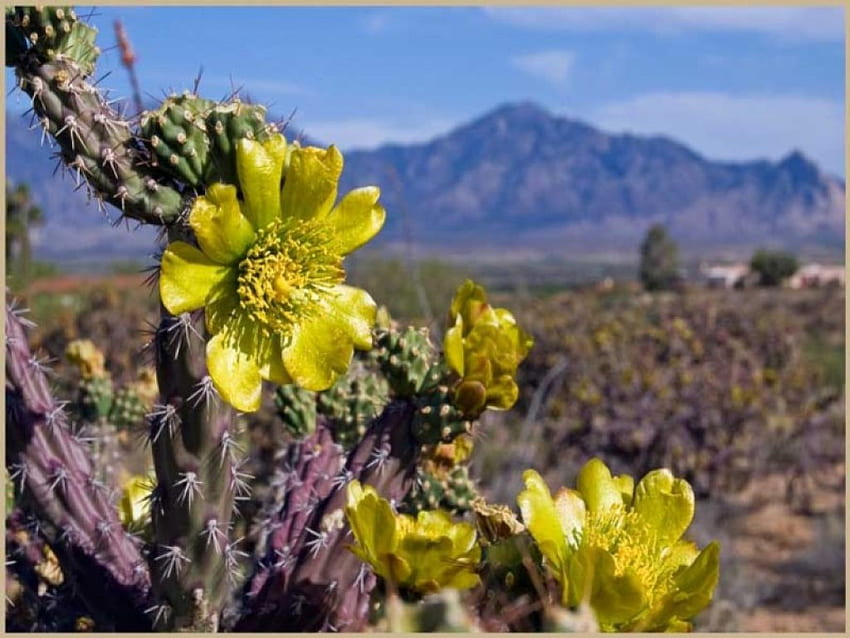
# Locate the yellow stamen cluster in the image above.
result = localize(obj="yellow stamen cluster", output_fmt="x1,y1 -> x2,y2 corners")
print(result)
582,508 -> 668,605
236,217 -> 343,336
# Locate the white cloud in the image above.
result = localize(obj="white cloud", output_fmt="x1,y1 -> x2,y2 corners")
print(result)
590,91 -> 844,176
484,7 -> 844,41
511,50 -> 574,87
301,116 -> 460,151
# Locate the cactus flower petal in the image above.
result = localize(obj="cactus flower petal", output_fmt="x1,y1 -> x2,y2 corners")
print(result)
632,469 -> 694,546
326,284 -> 378,350
517,469 -> 569,577
280,144 -> 344,221
282,312 -> 355,391
189,183 -> 256,265
160,241 -> 231,315
576,457 -> 623,515
256,334 -> 291,385
236,136 -> 287,230
207,329 -> 263,412
327,186 -> 386,255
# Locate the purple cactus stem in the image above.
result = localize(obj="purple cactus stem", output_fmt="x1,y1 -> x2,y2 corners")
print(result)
235,400 -> 418,631
5,302 -> 153,630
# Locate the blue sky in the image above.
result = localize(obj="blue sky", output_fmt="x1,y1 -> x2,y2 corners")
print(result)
7,6 -> 846,176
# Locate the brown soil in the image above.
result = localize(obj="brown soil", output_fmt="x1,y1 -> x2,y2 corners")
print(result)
709,462 -> 846,632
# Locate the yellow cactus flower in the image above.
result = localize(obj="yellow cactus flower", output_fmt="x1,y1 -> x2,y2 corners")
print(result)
118,474 -> 153,530
345,480 -> 481,594
443,280 -> 533,416
65,339 -> 106,379
517,459 -> 719,632
159,135 -> 386,412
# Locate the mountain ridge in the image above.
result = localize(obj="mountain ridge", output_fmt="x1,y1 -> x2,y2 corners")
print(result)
5,101 -> 845,262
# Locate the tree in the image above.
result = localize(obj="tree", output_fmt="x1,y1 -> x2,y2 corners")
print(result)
750,249 -> 798,286
639,224 -> 680,291
6,182 -> 44,288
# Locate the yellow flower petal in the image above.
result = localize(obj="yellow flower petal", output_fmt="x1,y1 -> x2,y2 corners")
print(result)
204,273 -> 240,336
327,186 -> 386,255
632,469 -> 695,545
189,183 -> 256,264
553,487 -> 586,550
160,241 -> 231,315
206,329 -> 263,413
280,145 -> 343,221
345,481 -> 399,571
257,334 -> 291,385
236,135 -> 288,230
517,469 -> 569,578
325,285 -> 377,351
282,312 -> 354,391
567,545 -> 646,625
577,458 -> 624,515
443,318 -> 465,376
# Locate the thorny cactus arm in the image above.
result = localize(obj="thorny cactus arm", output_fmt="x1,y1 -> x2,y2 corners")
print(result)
147,303 -> 240,631
235,401 -> 418,631
6,7 -> 184,225
5,302 -> 152,631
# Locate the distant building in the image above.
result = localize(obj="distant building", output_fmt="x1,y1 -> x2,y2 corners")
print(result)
700,262 -> 750,288
788,263 -> 845,289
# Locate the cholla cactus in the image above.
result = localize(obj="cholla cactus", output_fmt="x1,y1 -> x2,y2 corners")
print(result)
5,6 -> 720,633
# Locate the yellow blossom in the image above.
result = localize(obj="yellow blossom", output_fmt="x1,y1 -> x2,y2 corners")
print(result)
159,135 -> 385,412
443,280 -> 533,416
345,480 -> 481,594
65,339 -> 106,379
517,459 -> 719,631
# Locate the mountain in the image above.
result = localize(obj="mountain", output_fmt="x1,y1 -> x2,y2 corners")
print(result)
337,102 -> 845,254
5,102 -> 845,263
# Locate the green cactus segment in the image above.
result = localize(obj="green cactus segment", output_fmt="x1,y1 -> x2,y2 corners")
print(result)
374,326 -> 441,396
109,387 -> 147,431
206,100 -> 277,185
149,303 -> 239,630
403,464 -> 478,516
317,360 -> 390,449
410,383 -> 472,444
275,359 -> 391,448
6,6 -> 99,76
274,384 -> 318,438
140,92 -> 215,187
77,375 -> 114,422
13,56 -> 183,224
